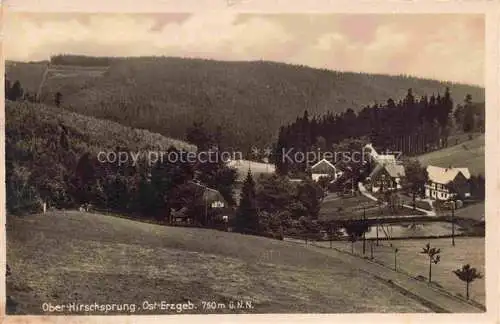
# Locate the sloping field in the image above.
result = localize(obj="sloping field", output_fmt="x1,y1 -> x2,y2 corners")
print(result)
319,194 -> 378,220
5,61 -> 48,93
7,101 -> 195,153
228,160 -> 276,182
5,62 -> 109,102
322,238 -> 485,306
39,65 -> 109,102
417,134 -> 485,176
445,201 -> 485,221
7,211 -> 433,314
318,193 -> 424,221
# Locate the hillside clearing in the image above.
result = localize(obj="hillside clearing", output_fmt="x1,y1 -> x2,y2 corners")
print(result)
6,101 -> 196,153
5,61 -> 48,94
7,211 -> 433,314
228,160 -> 276,182
417,134 -> 485,176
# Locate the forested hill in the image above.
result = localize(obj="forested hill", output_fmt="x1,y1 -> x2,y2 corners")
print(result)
5,100 -> 196,214
7,56 -> 485,152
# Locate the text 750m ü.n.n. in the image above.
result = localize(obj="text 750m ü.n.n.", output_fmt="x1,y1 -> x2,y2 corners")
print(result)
201,300 -> 254,311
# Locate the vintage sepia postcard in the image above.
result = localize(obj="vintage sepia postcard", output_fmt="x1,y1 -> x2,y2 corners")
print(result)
1,0 -> 499,323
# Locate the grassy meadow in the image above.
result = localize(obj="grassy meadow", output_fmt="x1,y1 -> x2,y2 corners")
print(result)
316,238 -> 485,306
417,134 -> 485,176
7,211 -> 433,314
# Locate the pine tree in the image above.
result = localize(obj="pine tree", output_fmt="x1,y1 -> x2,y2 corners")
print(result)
186,121 -> 213,151
463,94 -> 475,132
274,127 -> 289,176
8,80 -> 23,101
405,88 -> 415,106
442,87 -> 454,126
454,104 -> 465,129
55,92 -> 63,108
4,75 -> 11,100
235,169 -> 259,234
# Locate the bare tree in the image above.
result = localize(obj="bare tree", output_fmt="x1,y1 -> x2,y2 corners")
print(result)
420,242 -> 441,283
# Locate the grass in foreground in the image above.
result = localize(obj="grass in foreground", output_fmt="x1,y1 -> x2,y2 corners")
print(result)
317,237 -> 485,306
7,211 -> 432,314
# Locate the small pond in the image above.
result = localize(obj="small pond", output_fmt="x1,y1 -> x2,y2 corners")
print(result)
340,222 -> 463,239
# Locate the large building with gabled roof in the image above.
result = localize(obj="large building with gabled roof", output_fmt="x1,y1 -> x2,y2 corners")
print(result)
424,165 -> 471,201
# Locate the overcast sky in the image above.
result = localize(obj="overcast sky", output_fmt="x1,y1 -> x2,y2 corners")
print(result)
3,12 -> 484,86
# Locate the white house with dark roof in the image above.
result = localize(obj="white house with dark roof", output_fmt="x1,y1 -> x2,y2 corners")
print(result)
425,165 -> 471,201
310,158 -> 339,182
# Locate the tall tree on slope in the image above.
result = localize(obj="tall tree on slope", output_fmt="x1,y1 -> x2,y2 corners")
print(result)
235,169 -> 259,234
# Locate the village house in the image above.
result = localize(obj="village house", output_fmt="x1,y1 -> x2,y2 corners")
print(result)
425,165 -> 471,201
171,181 -> 230,225
310,158 -> 339,182
362,143 -> 405,193
367,163 -> 406,192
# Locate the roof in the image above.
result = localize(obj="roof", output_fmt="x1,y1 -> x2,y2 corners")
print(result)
377,155 -> 397,164
171,206 -> 189,218
369,163 -> 406,178
189,181 -> 227,206
363,144 -> 396,164
385,164 -> 406,178
426,165 -> 471,185
311,159 -> 336,174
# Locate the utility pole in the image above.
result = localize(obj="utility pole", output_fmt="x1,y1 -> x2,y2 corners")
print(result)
329,224 -> 333,249
451,201 -> 455,247
205,191 -> 208,227
394,248 -> 399,271
376,202 -> 380,246
362,205 -> 366,255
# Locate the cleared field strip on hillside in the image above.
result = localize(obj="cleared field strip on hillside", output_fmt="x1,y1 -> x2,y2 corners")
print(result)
417,134 -> 485,176
5,62 -> 48,93
228,160 -> 276,182
39,65 -> 109,100
6,102 -> 196,153
47,65 -> 109,77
